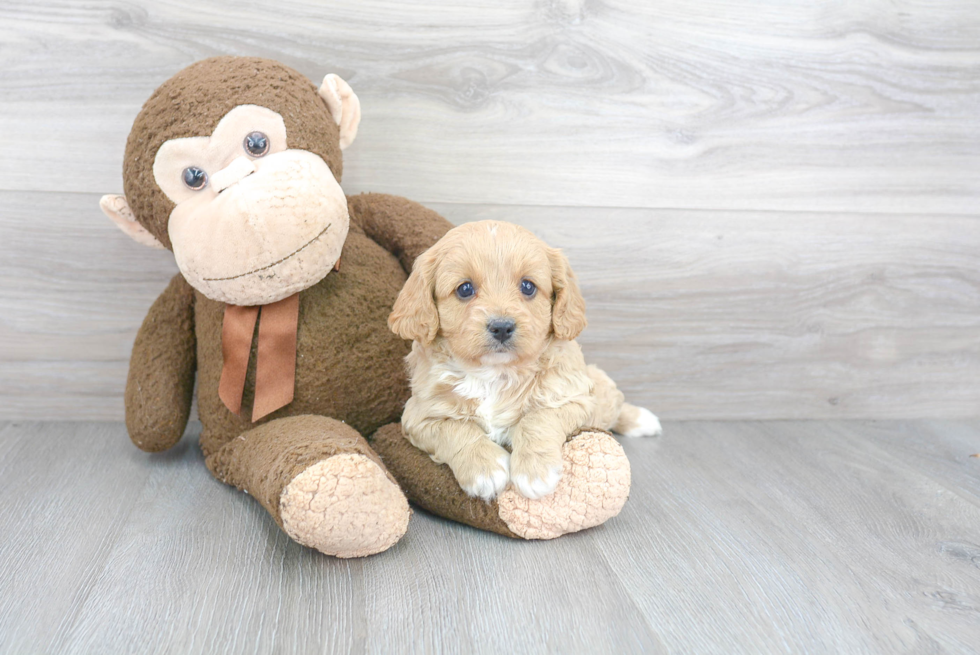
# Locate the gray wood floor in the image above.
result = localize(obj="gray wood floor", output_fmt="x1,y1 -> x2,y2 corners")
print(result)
2,420 -> 979,654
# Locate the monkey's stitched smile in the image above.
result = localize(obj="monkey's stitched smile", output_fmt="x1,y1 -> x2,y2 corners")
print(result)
202,223 -> 332,282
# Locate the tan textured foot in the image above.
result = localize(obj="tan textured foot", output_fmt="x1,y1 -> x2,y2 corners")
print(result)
497,431 -> 631,540
280,453 -> 410,558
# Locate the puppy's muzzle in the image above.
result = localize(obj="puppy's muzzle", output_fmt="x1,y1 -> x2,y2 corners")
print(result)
487,318 -> 516,344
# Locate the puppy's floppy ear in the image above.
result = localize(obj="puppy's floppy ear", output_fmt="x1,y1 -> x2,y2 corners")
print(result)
389,250 -> 440,343
548,247 -> 587,340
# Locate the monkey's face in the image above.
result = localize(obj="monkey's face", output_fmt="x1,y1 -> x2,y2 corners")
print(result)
101,59 -> 362,305
152,104 -> 348,306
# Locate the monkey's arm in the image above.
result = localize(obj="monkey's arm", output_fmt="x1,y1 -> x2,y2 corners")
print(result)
347,193 -> 453,274
125,273 -> 197,452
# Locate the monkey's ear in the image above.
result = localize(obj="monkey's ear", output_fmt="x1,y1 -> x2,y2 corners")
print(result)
318,74 -> 361,150
388,252 -> 439,344
100,194 -> 166,249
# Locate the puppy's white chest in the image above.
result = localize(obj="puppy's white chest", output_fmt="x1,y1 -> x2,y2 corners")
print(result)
452,368 -> 519,446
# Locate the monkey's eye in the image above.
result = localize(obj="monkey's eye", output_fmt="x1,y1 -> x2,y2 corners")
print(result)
243,131 -> 270,157
182,166 -> 208,190
456,281 -> 475,300
520,279 -> 537,297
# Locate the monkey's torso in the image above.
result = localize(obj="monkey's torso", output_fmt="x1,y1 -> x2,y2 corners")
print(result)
192,221 -> 411,457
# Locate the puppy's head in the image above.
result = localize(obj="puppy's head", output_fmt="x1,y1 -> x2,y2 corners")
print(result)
389,221 -> 587,365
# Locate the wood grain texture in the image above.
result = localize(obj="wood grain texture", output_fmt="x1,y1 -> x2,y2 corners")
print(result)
1,0 -> 978,420
1,0 -> 979,213
603,419 -> 980,653
1,419 -> 979,653
3,191 -> 978,420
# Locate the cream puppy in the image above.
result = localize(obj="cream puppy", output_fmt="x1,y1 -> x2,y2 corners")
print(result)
388,221 -> 661,501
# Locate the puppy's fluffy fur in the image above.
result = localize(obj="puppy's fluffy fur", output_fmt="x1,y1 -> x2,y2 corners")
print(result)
389,221 -> 661,501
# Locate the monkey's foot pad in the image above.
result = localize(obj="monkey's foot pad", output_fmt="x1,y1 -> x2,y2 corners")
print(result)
497,431 -> 631,540
280,454 -> 410,558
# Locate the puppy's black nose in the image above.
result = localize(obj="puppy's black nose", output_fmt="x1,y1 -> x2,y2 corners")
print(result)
487,318 -> 516,343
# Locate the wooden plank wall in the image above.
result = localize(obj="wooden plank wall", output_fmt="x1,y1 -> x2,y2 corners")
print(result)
1,0 -> 978,420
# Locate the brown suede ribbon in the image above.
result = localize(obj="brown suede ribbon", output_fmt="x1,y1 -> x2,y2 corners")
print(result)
218,294 -> 300,422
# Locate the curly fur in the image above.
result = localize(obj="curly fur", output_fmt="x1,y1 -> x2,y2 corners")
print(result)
389,221 -> 661,501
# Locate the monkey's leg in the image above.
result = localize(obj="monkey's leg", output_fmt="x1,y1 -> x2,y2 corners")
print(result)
372,423 -> 631,540
206,415 -> 410,558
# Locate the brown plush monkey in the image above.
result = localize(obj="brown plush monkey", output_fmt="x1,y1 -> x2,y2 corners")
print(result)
102,57 -> 631,557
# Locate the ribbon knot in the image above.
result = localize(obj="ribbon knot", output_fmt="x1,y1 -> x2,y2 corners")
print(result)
218,293 -> 300,422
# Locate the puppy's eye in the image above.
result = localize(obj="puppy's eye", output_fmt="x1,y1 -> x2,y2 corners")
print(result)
243,131 -> 270,157
456,281 -> 475,299
520,279 -> 537,297
182,166 -> 208,190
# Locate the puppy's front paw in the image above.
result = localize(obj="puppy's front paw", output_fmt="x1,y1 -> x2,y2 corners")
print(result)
510,449 -> 563,500
451,441 -> 510,502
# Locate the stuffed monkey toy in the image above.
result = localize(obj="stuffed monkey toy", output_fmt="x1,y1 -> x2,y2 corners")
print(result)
101,57 -> 631,557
